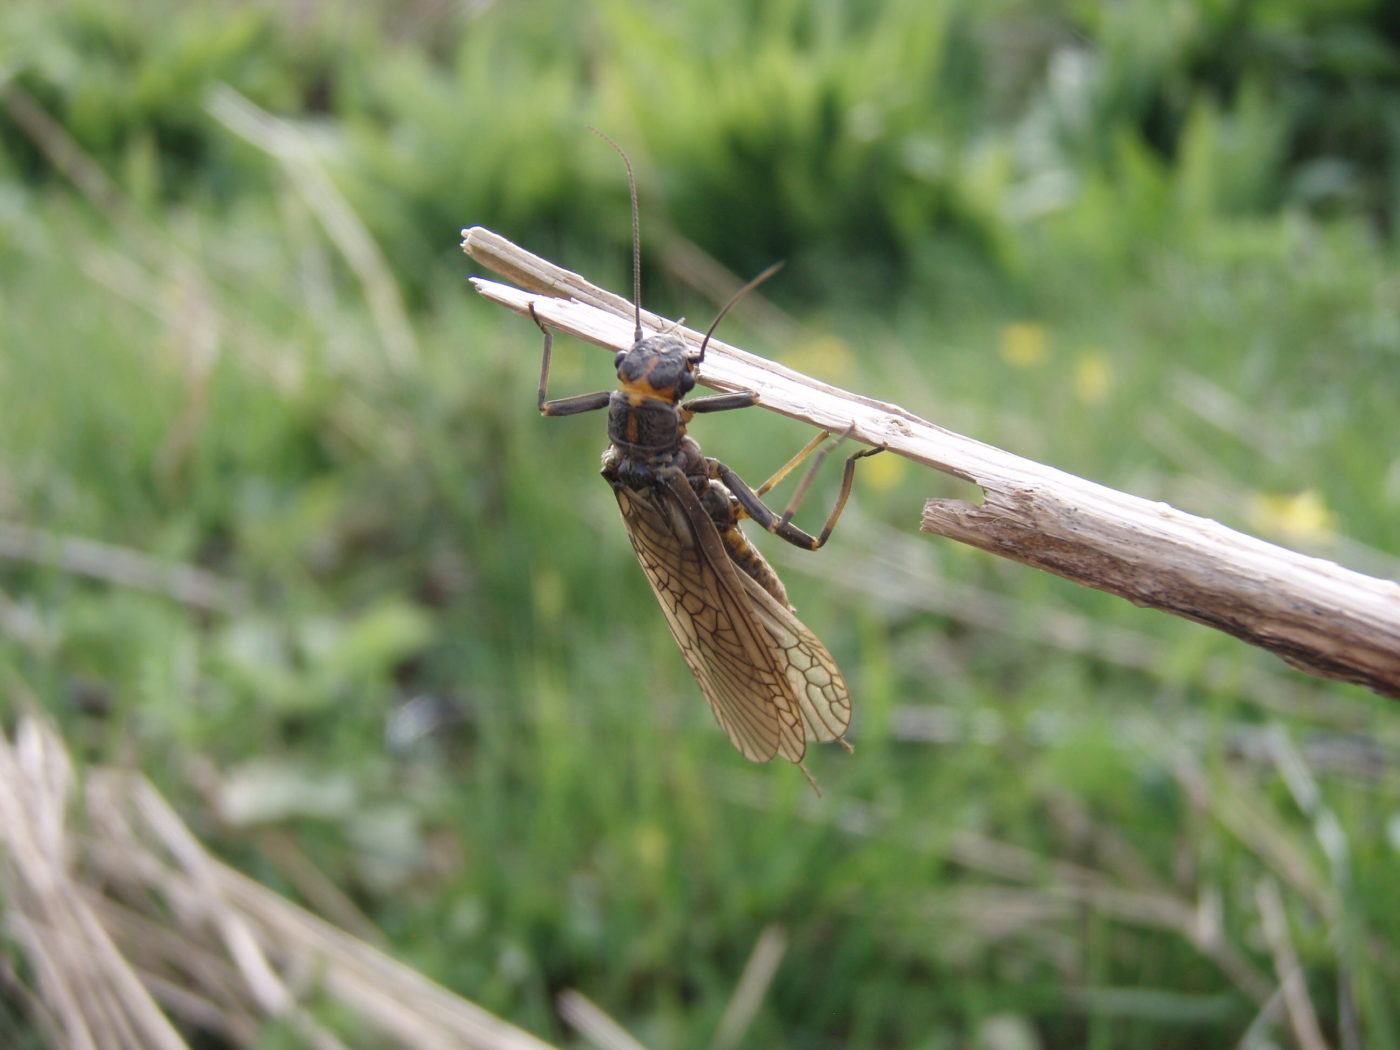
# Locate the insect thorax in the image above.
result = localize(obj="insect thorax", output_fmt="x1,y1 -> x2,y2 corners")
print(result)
603,419 -> 703,483
605,390 -> 687,464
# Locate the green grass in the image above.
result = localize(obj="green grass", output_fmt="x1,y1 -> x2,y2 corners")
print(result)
3,0 -> 1400,1047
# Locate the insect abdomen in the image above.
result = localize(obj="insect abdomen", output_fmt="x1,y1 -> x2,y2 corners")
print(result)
720,523 -> 789,607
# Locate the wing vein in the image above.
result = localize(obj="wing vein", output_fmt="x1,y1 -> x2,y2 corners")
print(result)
613,474 -> 851,763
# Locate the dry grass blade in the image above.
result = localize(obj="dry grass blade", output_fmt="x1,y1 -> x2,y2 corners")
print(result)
2,84 -> 129,229
1174,758 -> 1333,919
556,990 -> 651,1050
206,85 -> 419,371
0,522 -> 247,613
0,720 -> 190,1050
710,925 -> 787,1050
722,775 -> 1272,1005
0,715 -> 563,1050
1256,878 -> 1331,1050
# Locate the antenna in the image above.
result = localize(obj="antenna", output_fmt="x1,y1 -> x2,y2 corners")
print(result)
588,127 -> 643,343
697,261 -> 784,363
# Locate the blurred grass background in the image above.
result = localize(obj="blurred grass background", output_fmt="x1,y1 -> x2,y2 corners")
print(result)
2,0 -> 1400,1046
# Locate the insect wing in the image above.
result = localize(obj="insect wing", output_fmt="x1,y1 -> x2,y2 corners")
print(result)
736,571 -> 852,746
612,476 -> 809,762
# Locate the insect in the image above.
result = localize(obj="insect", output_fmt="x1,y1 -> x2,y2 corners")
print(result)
527,132 -> 881,772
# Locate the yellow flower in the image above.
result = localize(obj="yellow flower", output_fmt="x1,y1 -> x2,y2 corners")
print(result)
1073,351 -> 1112,404
1246,490 -> 1338,543
632,822 -> 669,874
999,322 -> 1048,367
860,448 -> 907,492
782,334 -> 855,383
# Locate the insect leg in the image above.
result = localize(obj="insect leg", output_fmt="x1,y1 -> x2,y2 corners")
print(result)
680,390 -> 759,419
711,429 -> 884,551
773,425 -> 883,534
529,302 -> 613,417
753,431 -> 832,497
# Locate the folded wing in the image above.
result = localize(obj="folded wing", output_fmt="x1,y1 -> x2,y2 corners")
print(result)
612,474 -> 851,762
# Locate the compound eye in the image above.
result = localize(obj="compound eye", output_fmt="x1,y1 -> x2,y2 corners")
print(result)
677,371 -> 696,395
613,350 -> 628,371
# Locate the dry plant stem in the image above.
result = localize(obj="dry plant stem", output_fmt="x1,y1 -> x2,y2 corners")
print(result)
0,521 -> 247,613
1,714 -> 566,1050
462,226 -> 1400,700
712,926 -> 787,1050
1257,878 -> 1331,1050
556,991 -> 651,1050
206,86 -> 419,370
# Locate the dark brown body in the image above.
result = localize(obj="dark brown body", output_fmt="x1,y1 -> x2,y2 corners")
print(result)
602,335 -> 790,607
529,275 -> 874,765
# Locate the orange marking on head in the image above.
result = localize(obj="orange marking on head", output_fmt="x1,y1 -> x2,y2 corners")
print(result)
620,376 -> 681,402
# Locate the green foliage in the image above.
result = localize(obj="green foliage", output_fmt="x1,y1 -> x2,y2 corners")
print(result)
6,0 -> 1397,299
3,0 -> 1400,1047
